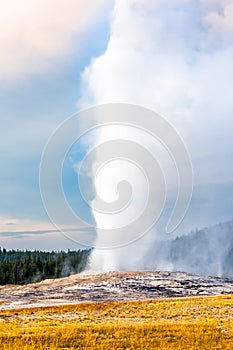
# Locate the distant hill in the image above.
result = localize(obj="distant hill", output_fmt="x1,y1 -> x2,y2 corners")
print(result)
148,220 -> 233,278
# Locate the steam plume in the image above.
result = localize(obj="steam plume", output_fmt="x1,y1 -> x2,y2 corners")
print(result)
77,0 -> 233,274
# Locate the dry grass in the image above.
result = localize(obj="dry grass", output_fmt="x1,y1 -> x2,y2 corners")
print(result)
0,295 -> 233,349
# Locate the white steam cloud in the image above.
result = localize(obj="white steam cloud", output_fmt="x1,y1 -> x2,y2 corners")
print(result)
77,0 -> 233,273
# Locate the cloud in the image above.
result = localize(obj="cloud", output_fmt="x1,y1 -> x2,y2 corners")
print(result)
202,0 -> 233,45
0,227 -> 94,238
0,216 -> 56,233
0,0 -> 111,79
0,216 -> 94,250
0,216 -> 94,234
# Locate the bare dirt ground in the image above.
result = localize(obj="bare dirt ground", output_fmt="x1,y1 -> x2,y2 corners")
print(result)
0,270 -> 233,310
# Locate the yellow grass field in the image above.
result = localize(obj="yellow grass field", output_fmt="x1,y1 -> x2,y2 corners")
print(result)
0,295 -> 233,349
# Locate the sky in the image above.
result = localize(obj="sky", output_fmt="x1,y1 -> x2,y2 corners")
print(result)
1,0 -> 233,251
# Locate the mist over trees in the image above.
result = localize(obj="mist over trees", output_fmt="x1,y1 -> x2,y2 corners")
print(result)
148,221 -> 233,278
0,249 -> 91,285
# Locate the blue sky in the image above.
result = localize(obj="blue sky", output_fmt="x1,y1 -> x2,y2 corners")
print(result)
0,1 -> 112,249
1,0 -> 233,251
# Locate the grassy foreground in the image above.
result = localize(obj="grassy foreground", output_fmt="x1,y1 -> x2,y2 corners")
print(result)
0,295 -> 233,349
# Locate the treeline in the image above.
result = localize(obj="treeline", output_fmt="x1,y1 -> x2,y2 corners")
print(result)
0,248 -> 91,285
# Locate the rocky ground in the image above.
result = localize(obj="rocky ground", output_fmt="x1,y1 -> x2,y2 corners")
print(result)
0,270 -> 233,310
